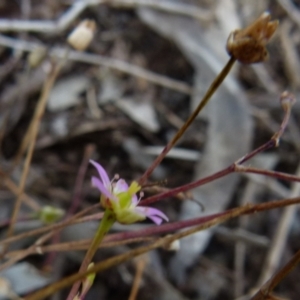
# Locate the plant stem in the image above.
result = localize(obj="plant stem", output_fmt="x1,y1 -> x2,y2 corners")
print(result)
251,248 -> 300,300
235,165 -> 300,183
138,56 -> 236,186
3,62 -> 61,258
141,91 -> 294,206
66,209 -> 115,300
24,197 -> 300,300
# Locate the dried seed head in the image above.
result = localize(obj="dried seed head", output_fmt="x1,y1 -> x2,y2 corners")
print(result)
280,91 -> 296,111
67,19 -> 96,51
226,12 -> 278,64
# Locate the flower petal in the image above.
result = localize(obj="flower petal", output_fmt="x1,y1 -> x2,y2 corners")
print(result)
141,207 -> 169,221
134,206 -> 168,225
91,176 -> 115,200
147,215 -> 164,225
113,179 -> 129,194
90,160 -> 111,188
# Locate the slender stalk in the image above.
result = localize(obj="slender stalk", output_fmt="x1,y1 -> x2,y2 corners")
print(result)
138,57 -> 236,185
0,169 -> 40,211
141,91 -> 294,205
235,165 -> 300,183
141,166 -> 233,205
6,237 -> 154,259
251,248 -> 300,300
13,52 -> 70,166
128,256 -> 147,300
66,209 -> 115,300
4,63 -> 61,256
0,203 -> 101,249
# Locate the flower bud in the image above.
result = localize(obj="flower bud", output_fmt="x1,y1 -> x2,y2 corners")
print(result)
37,205 -> 65,224
67,20 -> 96,51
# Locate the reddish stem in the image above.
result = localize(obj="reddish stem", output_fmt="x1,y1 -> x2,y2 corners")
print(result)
141,166 -> 233,205
140,92 -> 295,206
106,197 -> 300,244
235,165 -> 300,183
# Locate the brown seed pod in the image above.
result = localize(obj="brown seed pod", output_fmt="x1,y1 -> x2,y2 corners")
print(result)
226,12 -> 278,64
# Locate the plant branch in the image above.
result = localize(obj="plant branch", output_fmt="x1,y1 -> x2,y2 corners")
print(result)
235,165 -> 300,183
4,62 -> 62,256
250,248 -> 300,300
0,204 -> 101,249
138,57 -> 236,186
24,197 -> 300,300
141,91 -> 295,205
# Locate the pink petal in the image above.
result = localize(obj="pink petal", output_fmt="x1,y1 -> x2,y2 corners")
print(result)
89,160 -> 110,188
91,176 -> 115,200
134,206 -> 168,225
147,215 -> 164,225
143,207 -> 169,221
113,179 -> 129,194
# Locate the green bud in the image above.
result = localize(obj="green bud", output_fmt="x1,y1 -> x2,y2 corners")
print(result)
37,206 -> 65,224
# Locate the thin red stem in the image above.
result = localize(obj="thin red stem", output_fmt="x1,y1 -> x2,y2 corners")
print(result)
141,166 -> 234,205
235,165 -> 300,183
141,92 -> 294,206
236,140 -> 275,165
106,196 -> 300,244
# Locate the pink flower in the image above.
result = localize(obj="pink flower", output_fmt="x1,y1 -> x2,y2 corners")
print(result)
90,160 -> 168,225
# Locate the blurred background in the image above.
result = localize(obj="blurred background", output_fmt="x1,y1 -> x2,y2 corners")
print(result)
0,1 -> 300,299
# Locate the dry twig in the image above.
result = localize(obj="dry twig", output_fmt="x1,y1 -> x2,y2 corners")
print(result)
255,165 -> 300,288
250,248 -> 300,300
128,255 -> 148,300
0,0 -> 211,33
0,35 -> 192,95
5,61 -> 62,251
